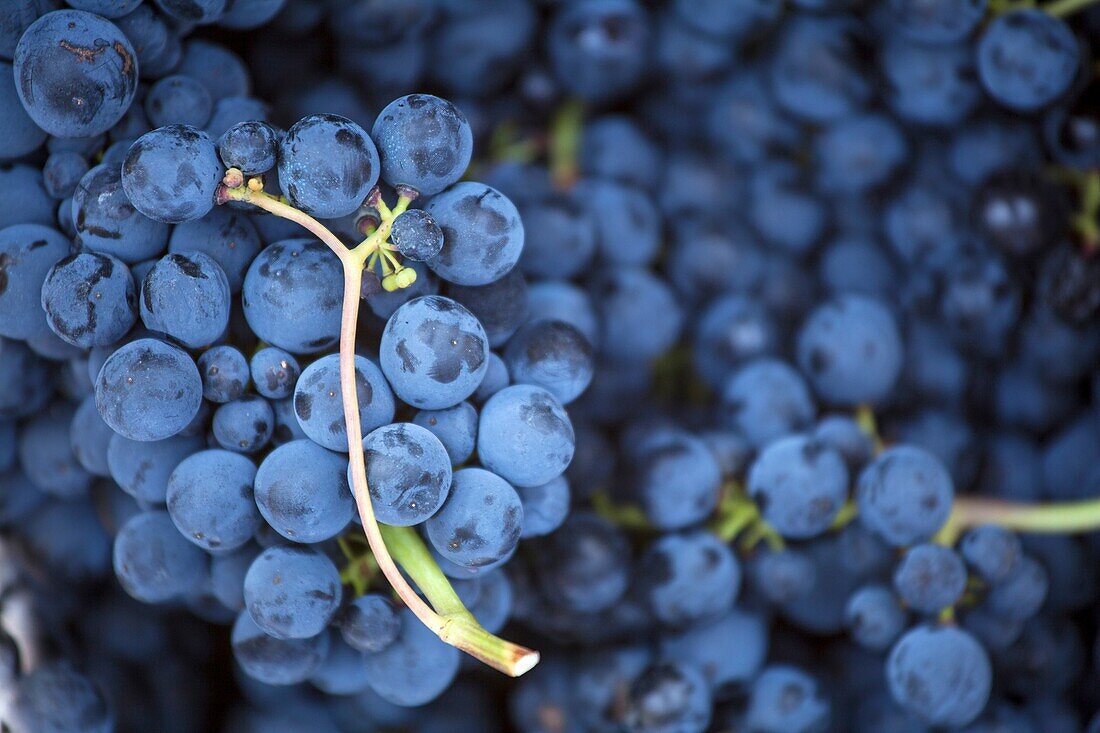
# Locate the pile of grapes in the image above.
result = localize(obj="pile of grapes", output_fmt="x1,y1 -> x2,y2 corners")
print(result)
4,0 -> 1100,731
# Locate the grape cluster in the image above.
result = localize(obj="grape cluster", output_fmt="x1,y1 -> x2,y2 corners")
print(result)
2,0 -> 1100,732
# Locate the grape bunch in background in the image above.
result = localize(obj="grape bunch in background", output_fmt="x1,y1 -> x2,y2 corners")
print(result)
4,0 -> 1100,731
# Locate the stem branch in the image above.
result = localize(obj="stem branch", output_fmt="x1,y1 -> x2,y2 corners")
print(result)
380,524 -> 539,676
950,496 -> 1100,534
217,180 -> 538,677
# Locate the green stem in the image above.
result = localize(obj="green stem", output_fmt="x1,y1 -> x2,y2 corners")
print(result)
380,524 -> 539,676
951,496 -> 1100,534
549,100 -> 583,190
1043,0 -> 1099,17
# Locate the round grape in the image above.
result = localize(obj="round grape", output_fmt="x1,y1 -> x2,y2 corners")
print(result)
121,125 -> 222,224
13,10 -> 138,138
166,449 -> 260,553
277,113 -> 379,219
478,384 -> 574,488
371,94 -> 473,196
254,439 -> 354,543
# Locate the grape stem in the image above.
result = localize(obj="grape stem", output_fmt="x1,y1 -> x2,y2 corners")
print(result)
217,175 -> 539,677
937,495 -> 1100,545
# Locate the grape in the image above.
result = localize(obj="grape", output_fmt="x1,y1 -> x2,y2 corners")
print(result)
197,345 -> 249,403
38,252 -> 135,349
581,115 -> 661,191
577,179 -> 660,266
0,164 -> 53,230
293,353 -> 394,452
525,280 -> 599,346
241,238 -> 342,354
2,663 -> 113,733
243,545 -> 342,639
516,475 -> 570,539
745,666 -> 831,733
478,384 -> 574,488
815,114 -> 908,193
591,267 -> 683,362
140,251 -> 230,349
448,268 -> 530,348
212,395 -> 273,453
425,467 -> 523,570
631,430 -> 721,531
893,544 -> 967,614
503,320 -> 594,405
770,16 -> 870,123
205,95 -> 269,139
277,113 -> 378,219
856,446 -> 954,547
42,151 -> 89,200
72,163 -> 170,263
473,352 -> 510,404
250,347 -> 300,400
0,223 -> 70,341
518,198 -> 596,281
359,422 -> 452,526
362,609 -> 460,707
337,594 -> 400,654
424,182 -> 524,286
747,436 -> 848,539
389,209 -> 444,261
379,295 -> 489,410
796,295 -> 903,406
411,401 -> 478,465
692,295 -> 778,389
19,401 -> 92,497
209,543 -> 260,612
659,610 -> 769,694
166,448 -> 260,552
984,555 -> 1048,621
430,0 -> 535,98
113,510 -> 208,602
977,11 -> 1077,112
14,10 -> 138,138
309,632 -> 371,696
153,0 -> 226,23
639,531 -> 739,627
218,120 -> 281,176
0,61 -> 43,159
23,498 -> 109,583
721,358 -> 816,448
888,0 -> 985,42
254,439 -> 354,543
219,0 -> 288,30
881,38 -> 980,126
456,569 -> 513,633
812,415 -> 874,473
371,94 -> 472,196
547,0 -> 650,103
167,206 -> 262,294
533,512 -> 629,613
145,75 -> 213,129
844,585 -> 907,651
107,432 -> 203,504
887,625 -> 991,727
122,125 -> 222,224
70,394 -> 114,477
960,525 -> 1022,584
622,662 -> 712,733
177,39 -> 249,101
231,610 -> 330,686
94,338 -> 203,441
749,548 -> 816,605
